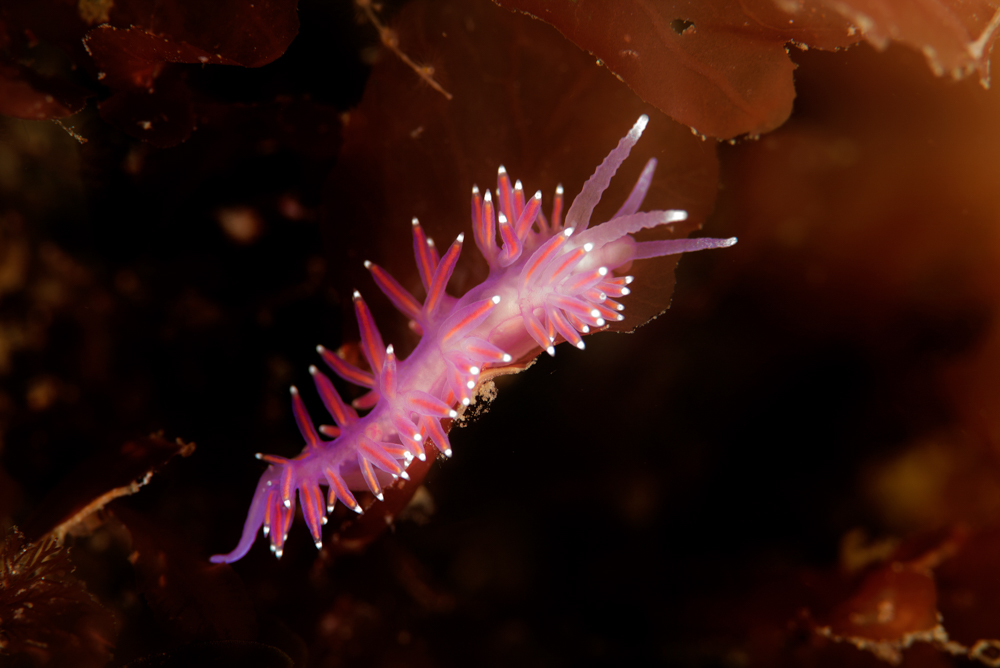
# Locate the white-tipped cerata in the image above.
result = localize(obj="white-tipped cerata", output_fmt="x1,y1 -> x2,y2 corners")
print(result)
448,409 -> 458,418
491,295 -> 501,304
363,260 -> 372,269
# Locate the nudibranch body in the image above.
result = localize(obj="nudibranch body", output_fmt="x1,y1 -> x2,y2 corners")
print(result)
211,115 -> 736,563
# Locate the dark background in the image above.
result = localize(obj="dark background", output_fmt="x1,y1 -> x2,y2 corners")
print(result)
2,1 -> 1000,666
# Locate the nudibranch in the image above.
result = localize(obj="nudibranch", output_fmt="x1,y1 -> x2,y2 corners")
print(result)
211,115 -> 736,563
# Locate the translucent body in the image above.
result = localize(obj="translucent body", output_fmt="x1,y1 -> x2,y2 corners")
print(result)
210,116 -> 736,563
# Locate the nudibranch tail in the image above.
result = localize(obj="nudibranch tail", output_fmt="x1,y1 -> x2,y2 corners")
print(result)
211,115 -> 736,564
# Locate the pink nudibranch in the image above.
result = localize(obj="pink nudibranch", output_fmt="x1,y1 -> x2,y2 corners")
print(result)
211,115 -> 736,563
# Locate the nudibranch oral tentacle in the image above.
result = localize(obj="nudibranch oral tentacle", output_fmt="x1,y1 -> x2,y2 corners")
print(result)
210,115 -> 736,564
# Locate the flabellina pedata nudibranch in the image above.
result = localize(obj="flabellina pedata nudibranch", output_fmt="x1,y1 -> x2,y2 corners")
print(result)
211,115 -> 737,564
